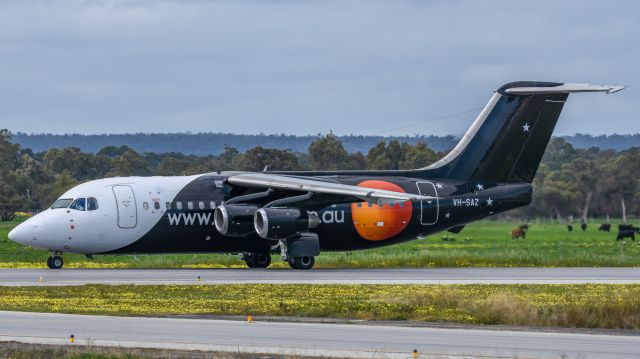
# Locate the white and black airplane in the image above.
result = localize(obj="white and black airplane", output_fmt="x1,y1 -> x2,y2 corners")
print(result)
8,81 -> 625,269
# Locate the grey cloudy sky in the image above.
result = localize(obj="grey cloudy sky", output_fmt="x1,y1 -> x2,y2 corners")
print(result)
0,0 -> 637,136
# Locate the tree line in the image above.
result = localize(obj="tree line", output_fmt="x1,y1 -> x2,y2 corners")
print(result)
12,132 -> 457,156
0,128 -> 637,222
12,132 -> 640,157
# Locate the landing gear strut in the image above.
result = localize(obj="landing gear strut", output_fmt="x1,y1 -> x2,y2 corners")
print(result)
241,253 -> 272,268
47,253 -> 63,269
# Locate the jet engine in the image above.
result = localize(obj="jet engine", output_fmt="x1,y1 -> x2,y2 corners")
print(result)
214,205 -> 258,236
254,208 -> 320,239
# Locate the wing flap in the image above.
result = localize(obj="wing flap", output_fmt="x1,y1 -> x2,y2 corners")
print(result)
227,173 -> 434,203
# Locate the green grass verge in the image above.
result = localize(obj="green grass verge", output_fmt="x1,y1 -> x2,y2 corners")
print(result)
0,342 -> 141,359
1,284 -> 639,329
1,219 -> 639,268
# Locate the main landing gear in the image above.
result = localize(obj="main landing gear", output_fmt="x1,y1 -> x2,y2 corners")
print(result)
241,253 -> 272,268
241,233 -> 319,270
241,253 -> 315,270
288,256 -> 315,270
47,253 -> 64,269
277,233 -> 319,270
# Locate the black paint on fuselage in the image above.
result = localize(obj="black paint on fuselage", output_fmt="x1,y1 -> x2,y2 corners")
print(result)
105,173 -> 531,255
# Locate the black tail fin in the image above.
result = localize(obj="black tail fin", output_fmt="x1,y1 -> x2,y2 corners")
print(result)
421,81 -> 624,183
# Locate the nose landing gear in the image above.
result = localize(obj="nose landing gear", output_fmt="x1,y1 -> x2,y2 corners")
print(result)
47,253 -> 64,269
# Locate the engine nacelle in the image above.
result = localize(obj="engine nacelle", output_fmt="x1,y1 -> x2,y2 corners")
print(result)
214,205 -> 258,236
254,208 -> 320,239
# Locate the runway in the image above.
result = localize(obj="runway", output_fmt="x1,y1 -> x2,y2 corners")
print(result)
1,267 -> 639,286
0,311 -> 638,358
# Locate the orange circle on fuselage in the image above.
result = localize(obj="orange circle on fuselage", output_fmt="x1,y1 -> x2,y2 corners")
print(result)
351,180 -> 412,241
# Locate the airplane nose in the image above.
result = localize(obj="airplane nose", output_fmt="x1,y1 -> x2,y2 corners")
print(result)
8,222 -> 34,244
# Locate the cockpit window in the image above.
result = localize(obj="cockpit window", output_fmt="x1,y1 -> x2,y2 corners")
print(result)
51,198 -> 73,209
87,197 -> 99,211
69,198 -> 87,211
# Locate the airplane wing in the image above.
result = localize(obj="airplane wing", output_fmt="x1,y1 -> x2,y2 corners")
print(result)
227,172 -> 434,207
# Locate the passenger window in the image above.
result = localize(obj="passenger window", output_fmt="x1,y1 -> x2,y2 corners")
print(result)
176,202 -> 182,210
198,201 -> 205,210
209,201 -> 216,209
356,202 -> 362,207
87,197 -> 99,211
154,202 -> 160,210
187,201 -> 194,210
165,202 -> 171,210
143,202 -> 149,210
69,198 -> 86,211
367,202 -> 373,208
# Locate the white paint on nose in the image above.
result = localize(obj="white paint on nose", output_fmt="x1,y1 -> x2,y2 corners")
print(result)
8,221 -> 34,244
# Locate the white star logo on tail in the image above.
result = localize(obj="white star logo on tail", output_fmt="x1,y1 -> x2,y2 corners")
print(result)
523,123 -> 530,132
476,183 -> 484,191
486,198 -> 493,206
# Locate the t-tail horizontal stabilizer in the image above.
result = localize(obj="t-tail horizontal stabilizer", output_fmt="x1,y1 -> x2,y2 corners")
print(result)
504,83 -> 627,95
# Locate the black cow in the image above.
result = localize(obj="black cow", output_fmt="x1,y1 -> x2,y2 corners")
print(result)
580,223 -> 587,231
599,223 -> 611,232
617,224 -> 639,241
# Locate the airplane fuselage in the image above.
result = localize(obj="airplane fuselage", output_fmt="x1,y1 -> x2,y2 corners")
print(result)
11,172 -> 531,256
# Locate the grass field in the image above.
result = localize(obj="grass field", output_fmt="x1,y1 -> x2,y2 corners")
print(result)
1,284 -> 639,329
1,219 -> 639,268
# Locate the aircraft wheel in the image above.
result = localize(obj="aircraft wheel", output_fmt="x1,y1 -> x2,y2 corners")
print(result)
289,256 -> 315,270
243,256 -> 255,268
251,254 -> 271,268
47,255 -> 63,269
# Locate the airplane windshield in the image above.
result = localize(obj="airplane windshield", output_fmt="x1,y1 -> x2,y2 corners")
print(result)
69,198 -> 87,211
87,197 -> 99,211
50,198 -> 73,209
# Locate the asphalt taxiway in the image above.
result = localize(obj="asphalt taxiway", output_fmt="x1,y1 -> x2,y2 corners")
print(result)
0,267 -> 639,286
0,311 -> 638,358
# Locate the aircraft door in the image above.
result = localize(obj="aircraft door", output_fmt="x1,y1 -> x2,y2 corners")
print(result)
112,185 -> 137,228
416,181 -> 438,225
